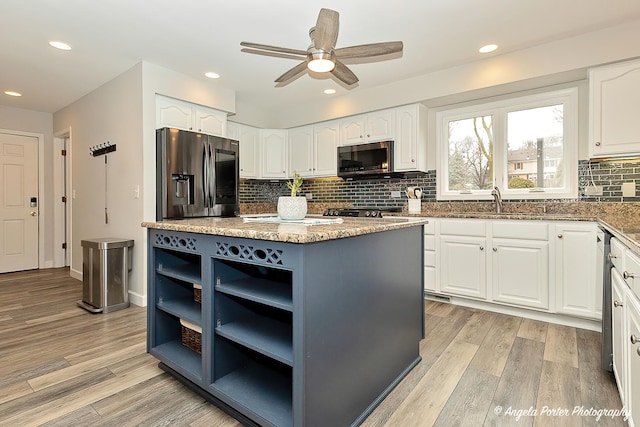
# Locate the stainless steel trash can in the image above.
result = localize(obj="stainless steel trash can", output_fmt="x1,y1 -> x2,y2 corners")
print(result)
78,238 -> 134,313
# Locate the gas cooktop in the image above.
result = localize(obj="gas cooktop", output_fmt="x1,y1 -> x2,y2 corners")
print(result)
322,207 -> 402,218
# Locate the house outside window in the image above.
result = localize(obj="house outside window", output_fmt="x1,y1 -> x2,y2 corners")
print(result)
436,88 -> 578,200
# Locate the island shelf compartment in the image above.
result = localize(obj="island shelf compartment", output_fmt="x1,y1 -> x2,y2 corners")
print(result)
150,309 -> 203,381
155,275 -> 202,326
213,258 -> 293,312
155,248 -> 201,284
211,336 -> 293,427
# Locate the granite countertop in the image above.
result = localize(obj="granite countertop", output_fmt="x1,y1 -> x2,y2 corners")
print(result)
142,216 -> 428,244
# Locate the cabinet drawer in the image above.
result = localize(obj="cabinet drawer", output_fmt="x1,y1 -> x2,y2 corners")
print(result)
624,249 -> 640,299
424,251 -> 436,267
440,219 -> 485,237
611,237 -> 626,271
424,220 -> 435,235
492,221 -> 548,240
424,235 -> 436,251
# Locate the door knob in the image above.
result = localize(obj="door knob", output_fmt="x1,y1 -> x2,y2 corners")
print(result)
30,211 -> 37,216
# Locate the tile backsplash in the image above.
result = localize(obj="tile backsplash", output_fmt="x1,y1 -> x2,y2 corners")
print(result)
240,160 -> 640,206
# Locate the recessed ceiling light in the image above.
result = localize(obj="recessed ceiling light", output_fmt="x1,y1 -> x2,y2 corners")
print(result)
4,91 -> 22,97
323,89 -> 336,95
49,40 -> 72,50
479,44 -> 498,54
205,72 -> 220,79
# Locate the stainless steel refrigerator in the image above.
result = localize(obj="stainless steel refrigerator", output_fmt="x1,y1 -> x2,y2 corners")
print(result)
156,127 -> 239,219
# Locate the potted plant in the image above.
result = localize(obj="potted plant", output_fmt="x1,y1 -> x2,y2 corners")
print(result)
277,171 -> 307,220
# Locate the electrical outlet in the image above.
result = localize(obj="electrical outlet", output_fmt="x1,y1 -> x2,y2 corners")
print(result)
391,191 -> 401,198
305,193 -> 313,200
584,185 -> 603,196
622,182 -> 636,198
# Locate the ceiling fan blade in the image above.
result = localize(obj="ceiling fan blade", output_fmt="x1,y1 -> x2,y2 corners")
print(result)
275,61 -> 309,83
334,41 -> 403,59
331,60 -> 358,85
241,48 -> 307,61
313,8 -> 339,51
240,41 -> 308,56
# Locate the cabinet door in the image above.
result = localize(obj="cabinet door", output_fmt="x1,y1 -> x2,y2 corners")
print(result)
612,268 -> 627,406
341,116 -> 365,145
314,122 -> 339,177
156,96 -> 193,130
590,59 -> 640,158
288,126 -> 314,178
260,129 -> 288,178
366,110 -> 394,142
492,238 -> 549,310
629,296 -> 640,426
194,107 -> 226,136
554,223 -> 600,319
239,125 -> 259,179
395,104 -> 424,172
440,235 -> 486,299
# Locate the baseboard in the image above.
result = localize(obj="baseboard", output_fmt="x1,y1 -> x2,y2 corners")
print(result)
425,292 -> 602,332
129,291 -> 147,307
70,268 -> 82,281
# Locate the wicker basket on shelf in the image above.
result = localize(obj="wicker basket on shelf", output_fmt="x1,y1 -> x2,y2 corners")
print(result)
193,283 -> 202,303
180,319 -> 202,354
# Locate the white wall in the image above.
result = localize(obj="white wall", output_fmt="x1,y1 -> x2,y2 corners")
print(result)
0,106 -> 55,267
53,63 -> 145,303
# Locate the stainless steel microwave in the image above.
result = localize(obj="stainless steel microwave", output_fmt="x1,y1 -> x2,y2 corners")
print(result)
337,140 -> 394,179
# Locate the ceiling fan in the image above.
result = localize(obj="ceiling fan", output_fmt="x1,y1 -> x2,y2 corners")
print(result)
240,8 -> 403,86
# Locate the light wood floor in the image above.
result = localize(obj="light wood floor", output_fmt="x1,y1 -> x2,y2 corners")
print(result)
0,268 -> 625,426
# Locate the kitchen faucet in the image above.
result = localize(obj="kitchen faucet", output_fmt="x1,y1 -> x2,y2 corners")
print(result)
491,186 -> 503,213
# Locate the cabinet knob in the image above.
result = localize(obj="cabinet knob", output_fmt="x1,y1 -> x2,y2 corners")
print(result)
240,168 -> 243,171
282,171 -> 285,173
492,247 -> 497,252
638,347 -> 640,357
595,141 -> 601,146
614,300 -> 623,308
609,253 -> 617,261
480,246 -> 484,251
367,134 -> 370,138
557,234 -> 563,239
623,271 -> 635,280
632,334 -> 640,345
411,159 -> 415,162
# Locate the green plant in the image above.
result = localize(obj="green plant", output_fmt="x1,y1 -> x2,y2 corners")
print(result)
286,171 -> 303,197
508,176 -> 535,189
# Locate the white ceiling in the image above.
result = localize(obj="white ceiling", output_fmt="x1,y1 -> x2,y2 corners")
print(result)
2,0 -> 640,115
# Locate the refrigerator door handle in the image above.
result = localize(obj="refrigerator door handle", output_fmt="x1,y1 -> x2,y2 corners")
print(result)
202,142 -> 211,209
208,142 -> 217,207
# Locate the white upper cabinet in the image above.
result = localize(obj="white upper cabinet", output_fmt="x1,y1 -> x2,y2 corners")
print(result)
589,58 -> 640,158
313,121 -> 339,177
228,122 -> 260,179
289,125 -> 314,178
260,129 -> 288,179
156,95 -> 227,137
340,110 -> 395,145
394,104 -> 428,172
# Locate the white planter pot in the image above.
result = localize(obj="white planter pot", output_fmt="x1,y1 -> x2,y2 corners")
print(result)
277,196 -> 307,220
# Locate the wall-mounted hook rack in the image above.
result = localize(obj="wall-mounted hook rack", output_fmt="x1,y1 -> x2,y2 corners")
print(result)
90,141 -> 116,157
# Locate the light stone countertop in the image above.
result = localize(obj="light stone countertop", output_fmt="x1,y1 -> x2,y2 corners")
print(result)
142,216 -> 428,244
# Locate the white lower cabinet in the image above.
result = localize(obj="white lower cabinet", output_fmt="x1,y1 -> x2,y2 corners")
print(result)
554,222 -> 600,319
629,296 -> 640,426
492,238 -> 549,309
440,235 -> 487,299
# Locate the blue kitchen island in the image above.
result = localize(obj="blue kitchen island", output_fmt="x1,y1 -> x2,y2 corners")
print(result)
142,216 -> 426,427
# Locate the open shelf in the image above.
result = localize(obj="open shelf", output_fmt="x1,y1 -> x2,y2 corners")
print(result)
157,262 -> 201,284
152,340 -> 202,381
157,298 -> 201,326
213,362 -> 292,427
216,315 -> 292,366
216,277 -> 293,312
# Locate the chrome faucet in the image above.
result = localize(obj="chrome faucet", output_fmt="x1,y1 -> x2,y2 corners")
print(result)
491,186 -> 503,213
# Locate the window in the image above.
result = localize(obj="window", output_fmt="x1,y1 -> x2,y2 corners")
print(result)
436,88 -> 578,200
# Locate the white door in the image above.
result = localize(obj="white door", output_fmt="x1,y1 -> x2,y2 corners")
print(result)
0,132 -> 39,272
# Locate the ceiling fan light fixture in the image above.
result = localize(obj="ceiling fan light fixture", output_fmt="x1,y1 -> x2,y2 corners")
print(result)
307,50 -> 335,73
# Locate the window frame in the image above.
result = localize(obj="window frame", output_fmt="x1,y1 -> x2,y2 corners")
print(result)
436,87 -> 578,200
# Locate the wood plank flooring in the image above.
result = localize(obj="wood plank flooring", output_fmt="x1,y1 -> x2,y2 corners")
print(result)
0,268 -> 626,426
